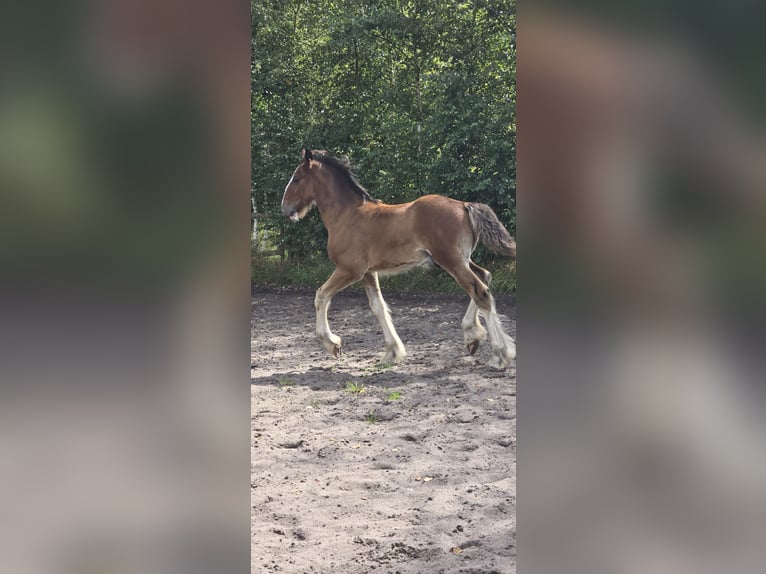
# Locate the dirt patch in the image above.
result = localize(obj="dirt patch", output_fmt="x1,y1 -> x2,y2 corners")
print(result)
251,287 -> 516,573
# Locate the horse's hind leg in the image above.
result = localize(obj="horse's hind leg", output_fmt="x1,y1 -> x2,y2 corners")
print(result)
482,299 -> 516,369
450,263 -> 515,368
362,272 -> 406,364
463,261 -> 490,354
315,268 -> 363,357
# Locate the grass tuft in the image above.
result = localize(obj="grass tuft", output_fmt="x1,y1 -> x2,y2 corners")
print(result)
344,381 -> 366,394
365,410 -> 379,424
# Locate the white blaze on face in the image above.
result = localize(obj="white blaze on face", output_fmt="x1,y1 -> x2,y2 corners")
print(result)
281,171 -> 296,208
284,171 -> 295,194
281,166 -> 303,221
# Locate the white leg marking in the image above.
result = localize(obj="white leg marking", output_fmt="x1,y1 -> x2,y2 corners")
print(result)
315,289 -> 341,357
462,300 -> 487,354
480,301 -> 516,369
364,274 -> 406,364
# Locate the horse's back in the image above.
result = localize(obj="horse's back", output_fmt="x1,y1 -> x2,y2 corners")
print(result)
411,194 -> 465,211
406,195 -> 475,261
410,194 -> 471,230
360,194 -> 466,229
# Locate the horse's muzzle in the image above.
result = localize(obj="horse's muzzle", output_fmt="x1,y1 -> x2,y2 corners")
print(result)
281,203 -> 298,221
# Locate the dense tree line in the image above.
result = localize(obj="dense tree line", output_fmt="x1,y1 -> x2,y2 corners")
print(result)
252,0 -> 515,259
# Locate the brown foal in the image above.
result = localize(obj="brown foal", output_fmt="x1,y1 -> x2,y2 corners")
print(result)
281,148 -> 516,368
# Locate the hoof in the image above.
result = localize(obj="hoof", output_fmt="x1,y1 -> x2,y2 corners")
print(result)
382,345 -> 406,365
487,355 -> 508,369
488,344 -> 515,369
487,354 -> 508,369
318,333 -> 343,358
463,325 -> 487,356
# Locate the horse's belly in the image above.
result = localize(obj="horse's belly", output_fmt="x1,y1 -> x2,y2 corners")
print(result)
370,248 -> 435,276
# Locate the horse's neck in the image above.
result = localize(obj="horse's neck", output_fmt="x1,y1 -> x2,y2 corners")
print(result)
315,181 -> 361,229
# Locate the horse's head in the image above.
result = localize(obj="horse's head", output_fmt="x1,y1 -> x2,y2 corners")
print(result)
281,148 -> 318,222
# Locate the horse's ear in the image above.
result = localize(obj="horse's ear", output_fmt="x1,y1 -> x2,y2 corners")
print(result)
302,148 -> 313,162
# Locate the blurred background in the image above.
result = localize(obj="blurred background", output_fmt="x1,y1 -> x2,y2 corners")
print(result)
519,2 -> 766,573
0,0 -> 250,572
4,0 -> 766,571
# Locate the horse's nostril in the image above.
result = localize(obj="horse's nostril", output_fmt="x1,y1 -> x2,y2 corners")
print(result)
282,204 -> 299,221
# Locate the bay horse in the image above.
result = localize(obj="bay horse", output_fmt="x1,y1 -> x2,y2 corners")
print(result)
280,148 -> 516,369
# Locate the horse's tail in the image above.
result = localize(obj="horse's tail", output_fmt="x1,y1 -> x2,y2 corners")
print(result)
465,202 -> 516,258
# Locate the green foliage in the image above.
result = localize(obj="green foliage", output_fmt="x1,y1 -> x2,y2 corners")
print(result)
251,250 -> 337,288
252,0 -> 515,268
251,250 -> 516,293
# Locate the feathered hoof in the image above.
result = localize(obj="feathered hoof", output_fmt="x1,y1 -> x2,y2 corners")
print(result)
488,344 -> 516,369
463,325 -> 487,356
382,345 -> 406,365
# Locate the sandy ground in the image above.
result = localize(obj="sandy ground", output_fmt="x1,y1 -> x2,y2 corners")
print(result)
251,287 -> 516,573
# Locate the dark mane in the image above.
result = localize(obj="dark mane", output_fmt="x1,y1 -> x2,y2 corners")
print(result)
311,150 -> 381,204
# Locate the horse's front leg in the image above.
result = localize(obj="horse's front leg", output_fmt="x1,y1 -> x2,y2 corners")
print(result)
315,268 -> 363,358
362,272 -> 406,364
